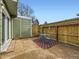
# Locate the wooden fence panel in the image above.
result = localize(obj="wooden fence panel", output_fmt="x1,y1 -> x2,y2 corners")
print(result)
58,26 -> 68,43
32,24 -> 39,37
43,27 -> 49,34
39,27 -> 43,33
39,19 -> 79,47
49,27 -> 57,39
67,26 -> 79,46
78,25 -> 79,43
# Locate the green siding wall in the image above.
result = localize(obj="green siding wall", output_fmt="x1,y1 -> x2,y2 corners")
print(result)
0,4 -> 2,49
21,19 -> 32,37
13,19 -> 20,38
12,17 -> 32,38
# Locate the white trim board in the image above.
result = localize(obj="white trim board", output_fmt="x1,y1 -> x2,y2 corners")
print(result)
1,39 -> 12,52
17,16 -> 32,20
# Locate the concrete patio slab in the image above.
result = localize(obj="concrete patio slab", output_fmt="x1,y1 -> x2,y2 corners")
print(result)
1,37 -> 79,59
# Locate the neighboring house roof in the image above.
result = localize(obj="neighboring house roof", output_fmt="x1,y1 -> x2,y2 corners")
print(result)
3,0 -> 17,18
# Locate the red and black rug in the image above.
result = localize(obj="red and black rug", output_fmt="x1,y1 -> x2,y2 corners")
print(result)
33,39 -> 58,49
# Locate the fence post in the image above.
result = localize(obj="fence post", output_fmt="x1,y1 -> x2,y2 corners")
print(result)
56,26 -> 58,42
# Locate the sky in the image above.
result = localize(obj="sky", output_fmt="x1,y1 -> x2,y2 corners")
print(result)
20,0 -> 79,24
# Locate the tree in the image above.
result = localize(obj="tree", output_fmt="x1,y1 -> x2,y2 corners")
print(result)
76,13 -> 79,16
32,18 -> 39,25
35,19 -> 39,25
17,1 -> 34,17
44,21 -> 47,25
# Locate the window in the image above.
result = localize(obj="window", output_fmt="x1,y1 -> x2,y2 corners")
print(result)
7,17 -> 9,40
2,13 -> 5,44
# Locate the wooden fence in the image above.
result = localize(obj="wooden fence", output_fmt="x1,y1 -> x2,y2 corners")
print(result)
39,18 -> 79,46
32,24 -> 39,37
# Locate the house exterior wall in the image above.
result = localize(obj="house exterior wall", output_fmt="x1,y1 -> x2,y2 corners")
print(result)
0,0 -> 32,52
0,1 -> 2,50
12,18 -> 20,38
21,18 -> 32,37
0,1 -> 12,52
12,17 -> 32,39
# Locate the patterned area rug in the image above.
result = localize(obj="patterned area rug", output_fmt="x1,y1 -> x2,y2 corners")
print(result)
33,39 -> 58,49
